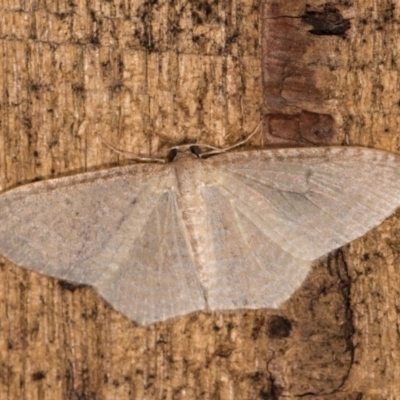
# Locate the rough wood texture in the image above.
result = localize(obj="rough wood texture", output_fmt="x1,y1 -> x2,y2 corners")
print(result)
0,0 -> 399,398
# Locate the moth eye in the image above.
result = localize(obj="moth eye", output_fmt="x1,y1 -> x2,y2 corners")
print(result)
166,148 -> 178,162
189,145 -> 201,157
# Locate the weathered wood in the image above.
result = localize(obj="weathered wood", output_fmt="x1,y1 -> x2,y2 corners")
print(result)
0,0 -> 399,398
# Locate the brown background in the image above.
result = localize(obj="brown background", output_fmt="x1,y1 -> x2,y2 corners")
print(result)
1,0 -> 400,398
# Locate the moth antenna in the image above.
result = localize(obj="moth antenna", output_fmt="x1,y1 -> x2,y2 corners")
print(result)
199,121 -> 263,158
97,133 -> 166,164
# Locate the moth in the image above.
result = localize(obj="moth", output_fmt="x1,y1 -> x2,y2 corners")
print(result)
0,142 -> 400,325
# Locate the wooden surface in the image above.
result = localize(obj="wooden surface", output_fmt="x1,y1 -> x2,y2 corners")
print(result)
0,0 -> 399,398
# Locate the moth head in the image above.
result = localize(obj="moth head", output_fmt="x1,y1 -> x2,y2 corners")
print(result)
166,145 -> 205,162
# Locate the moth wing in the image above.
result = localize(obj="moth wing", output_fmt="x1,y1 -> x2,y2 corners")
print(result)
199,147 -> 400,310
0,165 -> 205,325
196,181 -> 311,311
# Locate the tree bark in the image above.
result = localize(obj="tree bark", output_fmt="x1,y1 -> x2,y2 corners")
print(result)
0,0 -> 399,398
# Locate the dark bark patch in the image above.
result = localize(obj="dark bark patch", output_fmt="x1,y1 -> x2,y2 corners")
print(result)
302,4 -> 351,36
267,315 -> 292,338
